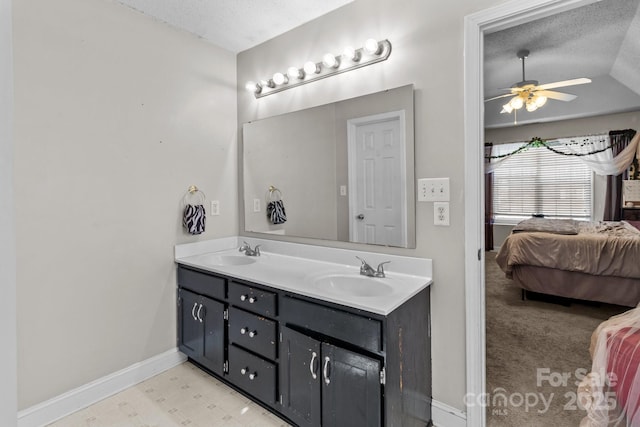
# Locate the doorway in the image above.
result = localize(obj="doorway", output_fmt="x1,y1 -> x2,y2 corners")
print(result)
463,1 -> 599,426
347,110 -> 407,247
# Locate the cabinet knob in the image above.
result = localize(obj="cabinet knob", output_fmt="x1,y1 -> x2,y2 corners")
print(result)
240,328 -> 247,335
240,295 -> 247,301
249,372 -> 257,380
248,330 -> 257,338
241,367 -> 248,375
248,297 -> 256,304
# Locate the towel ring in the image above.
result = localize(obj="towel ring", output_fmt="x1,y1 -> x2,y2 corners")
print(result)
266,185 -> 283,202
183,185 -> 206,205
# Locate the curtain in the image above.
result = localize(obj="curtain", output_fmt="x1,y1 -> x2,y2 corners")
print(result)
484,143 -> 494,250
604,130 -> 637,221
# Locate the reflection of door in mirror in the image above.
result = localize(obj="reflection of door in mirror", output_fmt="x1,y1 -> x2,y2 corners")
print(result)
242,84 -> 416,248
348,111 -> 406,246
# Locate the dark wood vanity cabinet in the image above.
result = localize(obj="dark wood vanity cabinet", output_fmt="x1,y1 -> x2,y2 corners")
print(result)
176,264 -> 432,427
280,326 -> 382,427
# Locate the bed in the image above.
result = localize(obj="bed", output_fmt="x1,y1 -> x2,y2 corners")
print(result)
495,218 -> 640,307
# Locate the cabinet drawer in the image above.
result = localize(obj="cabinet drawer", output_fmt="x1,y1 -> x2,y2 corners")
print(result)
229,307 -> 277,360
282,296 -> 382,353
177,267 -> 225,300
228,345 -> 276,405
229,282 -> 277,317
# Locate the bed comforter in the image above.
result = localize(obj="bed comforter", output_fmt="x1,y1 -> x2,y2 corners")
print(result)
496,219 -> 640,280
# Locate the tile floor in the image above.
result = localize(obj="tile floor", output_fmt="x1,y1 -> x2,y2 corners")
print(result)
48,362 -> 291,427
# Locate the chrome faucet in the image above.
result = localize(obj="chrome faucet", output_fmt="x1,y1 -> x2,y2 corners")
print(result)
239,241 -> 261,256
356,256 -> 390,278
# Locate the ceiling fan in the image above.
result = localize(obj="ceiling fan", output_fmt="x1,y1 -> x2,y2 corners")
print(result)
485,49 -> 591,114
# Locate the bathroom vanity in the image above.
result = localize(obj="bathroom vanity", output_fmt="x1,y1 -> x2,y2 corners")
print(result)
175,238 -> 433,427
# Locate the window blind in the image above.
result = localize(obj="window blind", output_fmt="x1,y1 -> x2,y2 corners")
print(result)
492,142 -> 592,220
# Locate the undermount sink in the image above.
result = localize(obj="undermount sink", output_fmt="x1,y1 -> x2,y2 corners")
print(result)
192,253 -> 258,267
312,274 -> 395,297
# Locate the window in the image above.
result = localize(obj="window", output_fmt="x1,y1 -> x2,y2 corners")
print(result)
492,142 -> 592,222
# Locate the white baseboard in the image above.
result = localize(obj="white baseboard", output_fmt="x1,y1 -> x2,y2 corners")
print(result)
432,399 -> 467,427
17,348 -> 187,427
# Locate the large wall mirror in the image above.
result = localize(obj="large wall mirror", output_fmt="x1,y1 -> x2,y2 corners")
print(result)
242,84 -> 415,248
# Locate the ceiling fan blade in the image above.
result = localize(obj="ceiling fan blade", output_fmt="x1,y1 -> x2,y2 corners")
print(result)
484,93 -> 515,102
536,90 -> 577,102
536,78 -> 591,91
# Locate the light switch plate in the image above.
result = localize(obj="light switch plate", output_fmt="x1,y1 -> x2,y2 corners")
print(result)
418,177 -> 450,202
253,198 -> 261,212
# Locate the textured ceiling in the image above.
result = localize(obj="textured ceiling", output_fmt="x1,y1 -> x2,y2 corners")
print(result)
484,0 -> 640,128
116,0 -> 354,53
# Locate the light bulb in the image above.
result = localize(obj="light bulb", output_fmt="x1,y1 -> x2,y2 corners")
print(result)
343,46 -> 360,61
322,53 -> 339,69
245,81 -> 258,92
304,61 -> 319,75
272,72 -> 288,85
364,38 -> 381,55
287,66 -> 303,80
501,103 -> 514,114
535,95 -> 547,107
510,96 -> 524,110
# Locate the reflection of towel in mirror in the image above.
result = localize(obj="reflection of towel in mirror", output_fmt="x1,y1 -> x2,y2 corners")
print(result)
267,200 -> 287,224
183,204 -> 206,235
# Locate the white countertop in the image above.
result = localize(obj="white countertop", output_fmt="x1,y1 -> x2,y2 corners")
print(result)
175,237 -> 432,316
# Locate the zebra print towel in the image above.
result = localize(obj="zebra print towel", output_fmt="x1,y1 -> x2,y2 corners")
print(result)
267,200 -> 287,224
183,204 -> 206,235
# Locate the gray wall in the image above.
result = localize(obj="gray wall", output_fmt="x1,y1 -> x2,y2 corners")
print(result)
14,0 -> 237,409
237,0 -> 508,410
0,0 -> 16,424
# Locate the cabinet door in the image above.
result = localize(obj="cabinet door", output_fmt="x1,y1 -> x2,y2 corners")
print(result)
178,289 -> 203,360
279,327 -> 321,427
178,289 -> 225,375
322,343 -> 382,427
201,296 -> 225,376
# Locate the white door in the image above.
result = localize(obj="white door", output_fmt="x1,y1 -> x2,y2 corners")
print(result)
348,111 -> 407,246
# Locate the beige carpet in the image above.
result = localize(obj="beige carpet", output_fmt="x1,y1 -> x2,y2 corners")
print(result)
485,251 -> 628,427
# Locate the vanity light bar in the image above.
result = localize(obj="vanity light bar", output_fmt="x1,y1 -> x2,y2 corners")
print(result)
247,39 -> 392,98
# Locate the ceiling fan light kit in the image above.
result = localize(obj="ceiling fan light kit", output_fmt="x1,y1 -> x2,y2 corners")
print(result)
488,48 -> 591,116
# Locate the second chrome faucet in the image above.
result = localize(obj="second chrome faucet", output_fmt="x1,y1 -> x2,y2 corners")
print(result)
356,256 -> 390,278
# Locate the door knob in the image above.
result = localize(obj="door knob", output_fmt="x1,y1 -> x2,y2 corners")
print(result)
356,214 -> 365,220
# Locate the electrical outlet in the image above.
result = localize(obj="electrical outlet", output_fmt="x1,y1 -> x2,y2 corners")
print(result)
434,202 -> 450,226
210,200 -> 220,216
340,185 -> 347,196
418,178 -> 450,202
253,198 -> 261,212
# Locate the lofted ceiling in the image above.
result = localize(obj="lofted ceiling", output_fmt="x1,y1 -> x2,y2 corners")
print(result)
115,0 -> 354,53
484,0 -> 640,128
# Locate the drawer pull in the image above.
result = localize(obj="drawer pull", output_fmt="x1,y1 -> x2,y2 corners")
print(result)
248,330 -> 257,338
249,296 -> 256,304
249,372 -> 257,380
191,302 -> 198,321
310,352 -> 318,379
323,357 -> 331,385
241,367 -> 248,375
240,327 -> 247,335
240,295 -> 247,301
